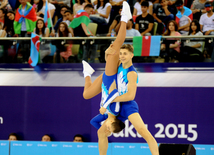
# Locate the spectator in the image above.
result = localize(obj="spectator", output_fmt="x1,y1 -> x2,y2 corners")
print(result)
8,133 -> 18,141
0,22 -> 6,37
14,0 -> 37,62
2,11 -> 15,63
199,1 -> 214,61
0,0 -> 12,11
53,22 -> 72,62
37,0 -> 56,19
153,0 -> 174,35
4,10 -> 15,37
0,8 -> 6,26
34,19 -> 51,62
73,134 -> 84,142
73,0 -> 86,15
50,0 -> 71,19
41,134 -> 52,141
70,4 -> 94,36
57,22 -> 72,37
115,19 -> 141,36
107,7 -> 121,36
70,4 -> 94,37
64,10 -> 74,34
54,5 -> 69,32
133,0 -> 153,16
199,2 -> 214,35
65,10 -> 74,23
90,0 -> 112,25
14,0 -> 37,34
70,4 -> 97,63
175,0 -> 193,35
161,20 -> 181,62
135,1 -> 154,36
191,0 -> 207,21
180,19 -> 204,62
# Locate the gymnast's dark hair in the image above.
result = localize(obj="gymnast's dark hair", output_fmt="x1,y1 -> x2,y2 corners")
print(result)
112,119 -> 125,133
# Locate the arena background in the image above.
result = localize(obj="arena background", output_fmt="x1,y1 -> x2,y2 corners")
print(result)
0,63 -> 214,145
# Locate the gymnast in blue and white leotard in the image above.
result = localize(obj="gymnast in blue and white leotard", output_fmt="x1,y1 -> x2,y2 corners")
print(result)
90,63 -> 139,129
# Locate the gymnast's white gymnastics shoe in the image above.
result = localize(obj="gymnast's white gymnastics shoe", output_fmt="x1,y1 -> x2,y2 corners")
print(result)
82,60 -> 95,77
121,1 -> 132,21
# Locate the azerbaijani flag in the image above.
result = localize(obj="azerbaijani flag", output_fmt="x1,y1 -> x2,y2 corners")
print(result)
133,36 -> 161,56
28,33 -> 41,67
44,0 -> 52,29
69,10 -> 90,28
175,6 -> 193,24
14,2 -> 37,34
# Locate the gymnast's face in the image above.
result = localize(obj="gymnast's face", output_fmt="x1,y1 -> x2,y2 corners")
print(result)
119,49 -> 133,64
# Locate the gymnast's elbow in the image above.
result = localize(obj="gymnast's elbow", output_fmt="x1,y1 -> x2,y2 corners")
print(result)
128,93 -> 136,101
121,94 -> 135,102
129,96 -> 135,101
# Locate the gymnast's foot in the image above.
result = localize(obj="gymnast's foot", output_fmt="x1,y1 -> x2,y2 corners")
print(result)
121,1 -> 132,22
82,60 -> 95,78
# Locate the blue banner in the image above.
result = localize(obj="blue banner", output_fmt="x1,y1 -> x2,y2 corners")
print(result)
8,141 -> 214,155
0,141 -> 9,155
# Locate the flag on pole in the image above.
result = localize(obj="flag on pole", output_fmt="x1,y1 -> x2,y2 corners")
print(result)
133,36 -> 161,56
28,33 -> 41,67
14,2 -> 37,34
44,0 -> 52,29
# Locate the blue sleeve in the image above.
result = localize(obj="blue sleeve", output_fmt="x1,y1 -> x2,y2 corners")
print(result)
90,114 -> 108,129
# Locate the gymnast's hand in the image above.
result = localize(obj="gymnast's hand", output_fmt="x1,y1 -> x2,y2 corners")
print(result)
99,107 -> 106,115
105,44 -> 116,55
105,44 -> 116,61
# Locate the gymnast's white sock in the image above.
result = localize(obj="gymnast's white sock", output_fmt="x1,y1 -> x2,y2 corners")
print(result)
82,60 -> 95,78
120,1 -> 132,23
83,71 -> 91,78
121,15 -> 128,23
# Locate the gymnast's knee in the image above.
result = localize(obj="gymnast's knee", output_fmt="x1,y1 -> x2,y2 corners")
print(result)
136,127 -> 152,140
83,92 -> 90,100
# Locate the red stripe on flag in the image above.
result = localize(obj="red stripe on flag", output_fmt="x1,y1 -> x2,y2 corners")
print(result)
32,36 -> 40,51
45,12 -> 50,27
28,57 -> 32,64
14,9 -> 22,22
25,7 -> 37,22
74,12 -> 89,18
141,36 -> 151,56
